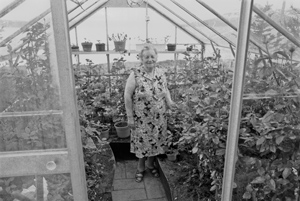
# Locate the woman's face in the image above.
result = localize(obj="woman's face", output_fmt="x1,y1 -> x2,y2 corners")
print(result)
141,49 -> 157,69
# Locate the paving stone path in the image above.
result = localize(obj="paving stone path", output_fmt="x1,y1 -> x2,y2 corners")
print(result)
112,160 -> 168,201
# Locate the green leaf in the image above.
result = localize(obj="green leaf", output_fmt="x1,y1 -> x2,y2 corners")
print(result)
210,185 -> 217,191
277,178 -> 290,185
212,137 -> 219,144
242,191 -> 252,199
265,89 -> 278,96
246,184 -> 253,192
270,145 -> 276,153
282,167 -> 291,179
216,149 -> 225,156
251,176 -> 265,184
271,51 -> 289,60
276,136 -> 284,145
192,147 -> 199,154
256,137 -> 265,146
268,179 -> 276,191
258,167 -> 265,176
262,111 -> 274,123
254,56 -> 269,68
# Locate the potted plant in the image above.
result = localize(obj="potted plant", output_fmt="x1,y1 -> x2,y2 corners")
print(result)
109,33 -> 128,52
163,35 -> 176,51
165,130 -> 179,161
114,121 -> 130,138
167,43 -> 176,51
185,44 -> 195,51
81,38 -> 93,52
95,40 -> 106,51
71,44 -> 79,51
165,129 -> 180,161
97,122 -> 110,140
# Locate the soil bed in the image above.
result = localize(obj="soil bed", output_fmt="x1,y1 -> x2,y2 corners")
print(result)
158,151 -> 205,201
84,140 -> 116,201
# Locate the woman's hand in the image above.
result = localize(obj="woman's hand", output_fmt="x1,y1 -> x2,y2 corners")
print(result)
168,101 -> 177,110
127,117 -> 135,130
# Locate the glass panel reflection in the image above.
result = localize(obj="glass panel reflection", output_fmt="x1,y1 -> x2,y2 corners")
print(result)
0,0 -> 61,113
0,114 -> 66,152
0,174 -> 73,201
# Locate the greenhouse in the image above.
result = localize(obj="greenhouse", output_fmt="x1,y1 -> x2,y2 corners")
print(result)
0,0 -> 300,200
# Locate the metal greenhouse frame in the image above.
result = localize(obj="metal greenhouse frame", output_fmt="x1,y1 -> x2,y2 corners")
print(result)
0,0 -> 300,200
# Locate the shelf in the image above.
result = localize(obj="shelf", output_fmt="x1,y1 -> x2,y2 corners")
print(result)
71,50 -> 188,55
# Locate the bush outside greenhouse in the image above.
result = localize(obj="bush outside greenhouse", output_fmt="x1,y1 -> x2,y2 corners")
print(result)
0,0 -> 300,200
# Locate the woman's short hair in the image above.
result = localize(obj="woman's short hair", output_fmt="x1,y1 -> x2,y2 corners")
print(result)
139,43 -> 158,59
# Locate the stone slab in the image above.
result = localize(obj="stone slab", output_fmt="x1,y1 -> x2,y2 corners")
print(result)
112,188 -> 147,201
113,178 -> 145,190
144,176 -> 166,199
115,161 -> 126,179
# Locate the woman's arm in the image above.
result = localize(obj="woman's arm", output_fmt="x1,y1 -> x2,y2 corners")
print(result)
124,71 -> 136,128
165,86 -> 176,109
162,71 -> 176,109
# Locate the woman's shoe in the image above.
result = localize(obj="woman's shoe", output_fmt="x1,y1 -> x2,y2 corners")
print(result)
147,167 -> 159,178
135,170 -> 145,183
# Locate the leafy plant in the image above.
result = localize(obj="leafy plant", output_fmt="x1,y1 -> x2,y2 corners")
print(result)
108,33 -> 128,42
0,21 -> 72,200
82,38 -> 92,44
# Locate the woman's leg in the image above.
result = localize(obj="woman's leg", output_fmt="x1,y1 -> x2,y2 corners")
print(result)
147,156 -> 156,168
137,157 -> 146,172
136,157 -> 146,182
146,156 -> 159,177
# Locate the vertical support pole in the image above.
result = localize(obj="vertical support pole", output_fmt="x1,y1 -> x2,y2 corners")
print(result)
74,26 -> 80,64
146,0 -> 149,40
105,7 -> 112,95
221,0 -> 253,201
174,26 -> 178,101
50,1 -> 88,200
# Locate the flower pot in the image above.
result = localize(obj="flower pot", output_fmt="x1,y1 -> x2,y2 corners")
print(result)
167,44 -> 176,51
71,46 -> 79,51
114,121 -> 130,138
96,43 -> 106,51
186,46 -> 192,51
166,152 -> 177,161
81,42 -> 93,52
114,41 -> 126,52
100,128 -> 110,140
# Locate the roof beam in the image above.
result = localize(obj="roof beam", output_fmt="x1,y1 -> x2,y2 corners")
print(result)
68,0 -> 89,14
147,2 -> 205,45
69,0 -> 109,30
0,9 -> 50,47
69,1 -> 98,22
253,5 -> 300,47
155,0 -> 219,46
195,0 -> 267,54
171,0 -> 236,48
0,0 -> 26,19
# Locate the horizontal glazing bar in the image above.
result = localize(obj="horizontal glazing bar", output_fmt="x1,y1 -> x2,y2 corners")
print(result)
0,110 -> 63,118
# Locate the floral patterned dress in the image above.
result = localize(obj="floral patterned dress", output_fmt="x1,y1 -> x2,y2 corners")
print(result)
130,65 -> 168,158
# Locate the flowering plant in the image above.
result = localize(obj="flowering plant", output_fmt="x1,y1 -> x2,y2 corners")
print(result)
82,38 -> 92,45
108,33 -> 128,42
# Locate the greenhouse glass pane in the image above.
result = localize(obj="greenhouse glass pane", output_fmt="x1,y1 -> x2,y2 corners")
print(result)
0,174 -> 73,201
233,1 -> 300,201
251,0 -> 300,61
0,0 -> 61,113
0,114 -> 66,152
244,0 -> 300,98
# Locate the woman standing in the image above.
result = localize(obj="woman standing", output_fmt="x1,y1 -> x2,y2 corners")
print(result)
124,44 -> 176,182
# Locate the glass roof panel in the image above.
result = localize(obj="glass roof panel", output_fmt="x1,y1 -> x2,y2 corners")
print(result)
243,0 -> 300,99
251,0 -> 300,61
